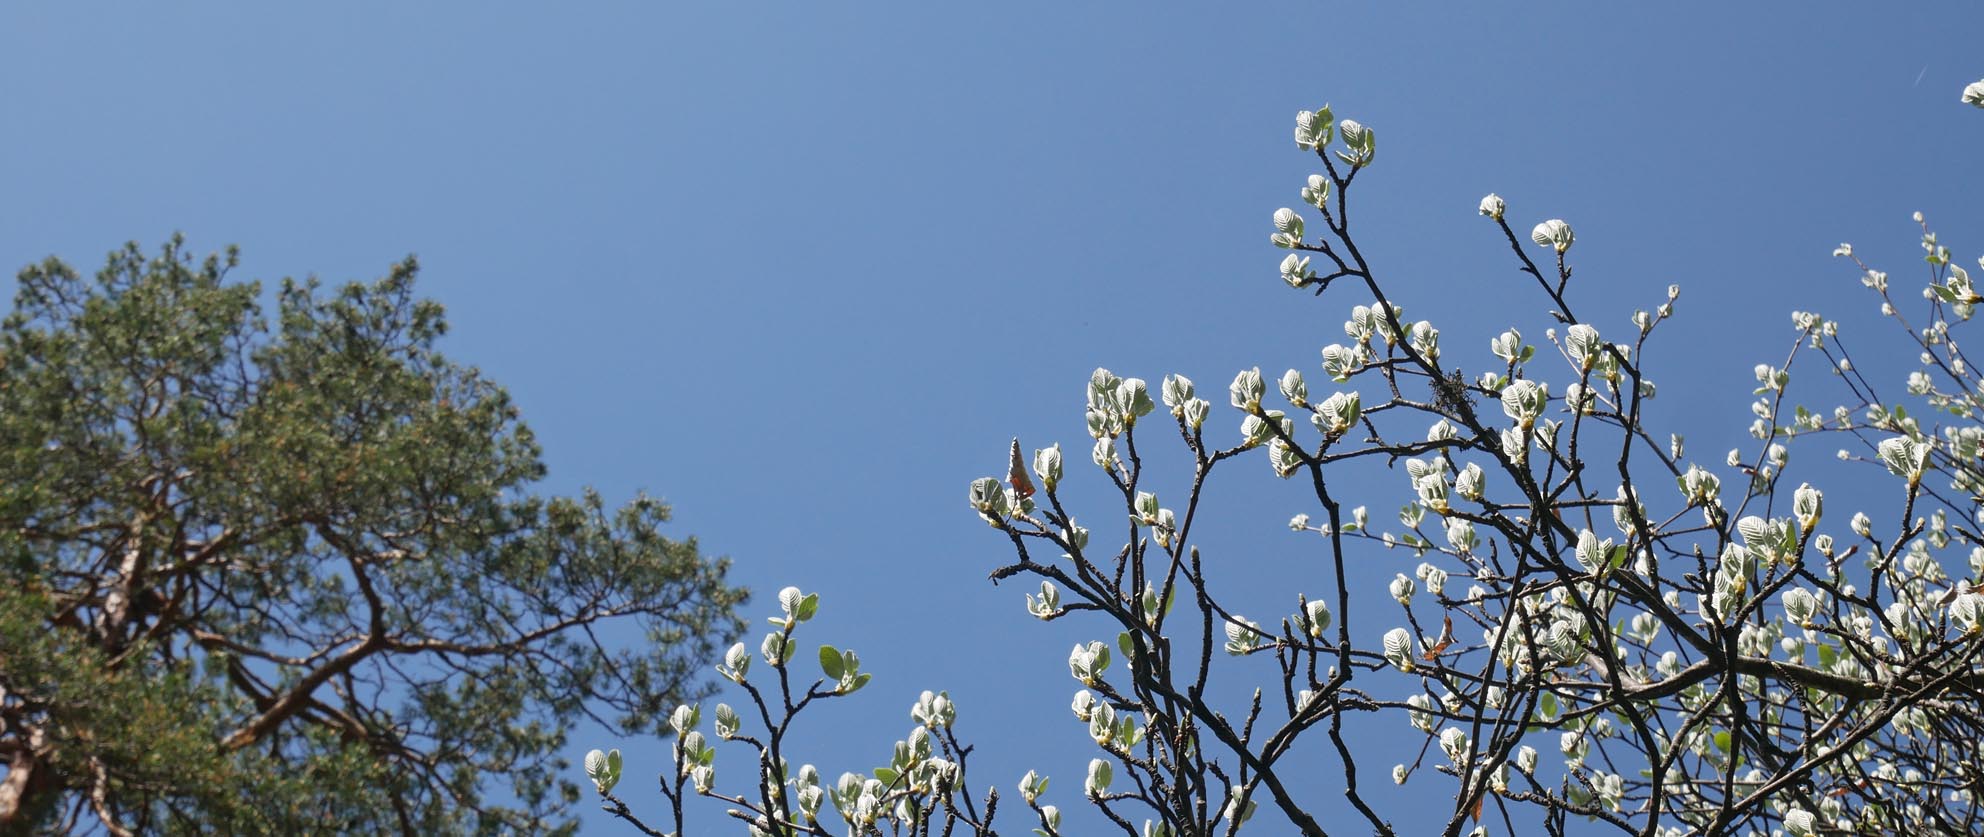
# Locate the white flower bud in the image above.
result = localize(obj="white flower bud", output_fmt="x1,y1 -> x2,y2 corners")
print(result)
1271,208 -> 1305,248
1389,574 -> 1416,605
1382,627 -> 1416,672
1782,587 -> 1819,628
1085,758 -> 1113,797
721,641 -> 752,682
1300,174 -> 1331,209
1294,106 -> 1335,149
1230,367 -> 1266,412
1530,219 -> 1575,254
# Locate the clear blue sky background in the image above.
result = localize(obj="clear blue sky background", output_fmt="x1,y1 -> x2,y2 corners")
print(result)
5,3 -> 1982,834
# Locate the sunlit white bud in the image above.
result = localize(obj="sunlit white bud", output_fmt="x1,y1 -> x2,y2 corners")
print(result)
1279,369 -> 1308,406
1439,727 -> 1471,766
1382,627 -> 1416,672
1303,599 -> 1332,635
1369,301 -> 1406,344
1301,174 -> 1331,209
1018,770 -> 1047,804
669,704 -> 700,737
910,690 -> 956,729
1478,193 -> 1505,221
1337,119 -> 1375,166
1782,587 -> 1819,628
584,747 -> 623,794
1793,483 -> 1823,530
1416,563 -> 1448,596
721,642 -> 752,682
1500,379 -> 1548,426
1271,208 -> 1304,248
1574,529 -> 1615,576
1068,641 -> 1110,685
1564,382 -> 1594,415
1454,463 -> 1485,501
1026,581 -> 1061,619
968,476 -> 1010,523
1319,343 -> 1361,382
1072,689 -> 1097,722
1230,367 -> 1266,412
1316,391 -> 1361,437
1161,374 -> 1194,415
1409,321 -> 1441,361
1784,808 -> 1818,837
1530,219 -> 1575,254
1346,306 -> 1377,342
1279,253 -> 1315,288
1561,730 -> 1589,765
1222,796 -> 1257,827
1181,398 -> 1209,431
1086,701 -> 1117,746
1389,574 -> 1416,606
1444,518 -> 1478,553
1398,503 -> 1425,530
1404,693 -> 1436,733
1413,473 -> 1449,514
1877,436 -> 1932,484
1294,105 -> 1335,149
1223,617 -> 1265,655
1951,593 -> 1984,635
1085,759 -> 1113,797
1564,323 -> 1602,371
1500,427 -> 1527,465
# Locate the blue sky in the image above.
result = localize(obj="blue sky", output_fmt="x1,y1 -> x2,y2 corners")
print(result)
5,3 -> 1982,834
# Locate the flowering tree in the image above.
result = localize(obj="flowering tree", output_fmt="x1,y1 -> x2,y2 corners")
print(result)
593,83 -> 1984,837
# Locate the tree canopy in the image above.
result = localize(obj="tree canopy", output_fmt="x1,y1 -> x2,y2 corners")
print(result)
0,239 -> 746,834
589,85 -> 1984,837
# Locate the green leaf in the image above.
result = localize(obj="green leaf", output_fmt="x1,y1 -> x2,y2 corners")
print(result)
819,645 -> 844,679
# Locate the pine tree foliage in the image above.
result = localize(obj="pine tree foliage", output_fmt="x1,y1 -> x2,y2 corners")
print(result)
0,239 -> 746,834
